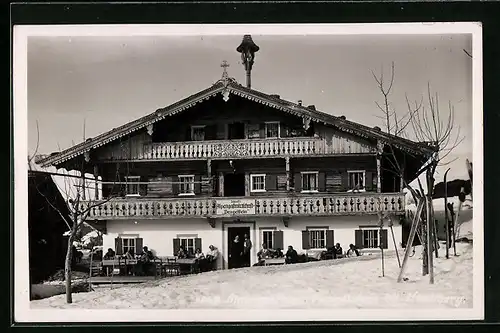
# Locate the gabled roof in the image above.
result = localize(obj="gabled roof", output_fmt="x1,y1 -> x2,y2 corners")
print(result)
36,78 -> 435,168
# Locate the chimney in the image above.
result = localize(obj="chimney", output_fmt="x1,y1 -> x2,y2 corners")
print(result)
298,100 -> 303,106
236,35 -> 260,89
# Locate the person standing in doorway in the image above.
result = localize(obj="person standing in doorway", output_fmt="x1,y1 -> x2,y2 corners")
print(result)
243,234 -> 252,267
230,235 -> 243,269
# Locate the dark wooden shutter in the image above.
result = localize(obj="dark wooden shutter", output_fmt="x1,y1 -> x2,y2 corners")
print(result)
318,172 -> 326,192
279,123 -> 287,138
172,176 -> 179,195
326,230 -> 335,248
365,171 -> 373,191
266,174 -> 277,191
294,173 -> 302,192
355,230 -> 364,249
274,230 -> 284,250
173,238 -> 181,256
185,126 -> 192,141
341,171 -> 349,191
195,238 -> 202,252
195,175 -> 202,194
115,237 -> 123,255
259,123 -> 266,138
135,237 -> 143,255
380,229 -> 388,249
205,124 -> 217,140
301,231 -> 310,250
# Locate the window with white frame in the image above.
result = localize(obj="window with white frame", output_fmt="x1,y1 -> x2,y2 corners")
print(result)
125,176 -> 140,196
265,122 -> 280,138
250,174 -> 266,192
180,237 -> 196,254
362,229 -> 380,248
191,125 -> 206,141
348,170 -> 365,191
178,175 -> 195,195
261,229 -> 274,249
246,123 -> 260,139
122,237 -> 136,255
308,228 -> 327,249
301,171 -> 318,192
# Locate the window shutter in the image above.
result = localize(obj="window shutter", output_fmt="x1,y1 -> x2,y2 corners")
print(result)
172,176 -> 179,195
355,230 -> 364,249
341,171 -> 349,191
274,230 -> 284,250
380,229 -> 388,249
326,230 -> 335,248
135,237 -> 143,255
259,123 -> 266,138
294,173 -> 302,192
318,172 -> 326,192
195,238 -> 202,252
173,238 -> 181,256
115,237 -> 123,255
266,174 -> 277,191
205,124 -> 217,140
279,123 -> 287,138
301,231 -> 310,250
195,175 -> 202,194
365,171 -> 373,191
185,126 -> 192,141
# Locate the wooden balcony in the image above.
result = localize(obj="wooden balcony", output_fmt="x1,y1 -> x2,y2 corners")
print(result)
79,192 -> 405,220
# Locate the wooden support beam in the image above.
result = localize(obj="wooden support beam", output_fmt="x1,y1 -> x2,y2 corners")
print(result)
207,218 -> 216,228
376,140 -> 383,193
285,157 -> 290,191
282,216 -> 290,228
94,165 -> 99,200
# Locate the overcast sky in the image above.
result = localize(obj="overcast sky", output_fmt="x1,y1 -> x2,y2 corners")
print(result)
27,33 -> 473,181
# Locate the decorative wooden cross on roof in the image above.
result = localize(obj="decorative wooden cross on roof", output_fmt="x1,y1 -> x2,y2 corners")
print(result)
221,60 -> 230,80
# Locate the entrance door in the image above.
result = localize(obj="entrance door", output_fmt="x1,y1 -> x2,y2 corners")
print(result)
228,122 -> 245,140
228,226 -> 251,269
224,173 -> 245,197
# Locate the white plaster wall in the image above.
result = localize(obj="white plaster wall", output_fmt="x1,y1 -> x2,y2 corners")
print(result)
103,215 -> 403,270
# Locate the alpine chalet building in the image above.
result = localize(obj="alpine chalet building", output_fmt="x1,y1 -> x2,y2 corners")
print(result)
36,35 -> 433,269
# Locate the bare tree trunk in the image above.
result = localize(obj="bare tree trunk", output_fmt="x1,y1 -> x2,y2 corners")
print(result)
65,232 -> 75,304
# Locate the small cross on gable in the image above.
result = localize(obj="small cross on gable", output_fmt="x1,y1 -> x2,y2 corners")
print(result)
221,60 -> 230,79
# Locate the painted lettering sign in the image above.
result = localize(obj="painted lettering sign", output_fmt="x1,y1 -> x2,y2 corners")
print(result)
216,199 -> 256,216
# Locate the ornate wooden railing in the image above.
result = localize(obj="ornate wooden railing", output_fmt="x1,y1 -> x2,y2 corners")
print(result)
80,192 -> 405,220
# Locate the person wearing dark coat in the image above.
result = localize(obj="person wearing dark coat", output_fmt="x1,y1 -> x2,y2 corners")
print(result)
230,235 -> 244,268
334,243 -> 343,259
285,245 -> 299,264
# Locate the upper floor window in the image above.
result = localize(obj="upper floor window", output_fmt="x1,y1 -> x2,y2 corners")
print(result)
348,170 -> 366,191
191,125 -> 205,141
125,176 -> 140,196
178,175 -> 195,196
301,171 -> 318,192
265,122 -> 280,138
247,123 -> 260,139
250,174 -> 266,192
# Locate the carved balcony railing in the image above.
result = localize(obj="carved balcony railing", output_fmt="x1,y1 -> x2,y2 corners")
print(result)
99,137 -> 376,161
80,192 -> 405,220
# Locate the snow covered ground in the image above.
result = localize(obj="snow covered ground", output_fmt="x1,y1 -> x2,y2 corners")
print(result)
31,241 -> 472,309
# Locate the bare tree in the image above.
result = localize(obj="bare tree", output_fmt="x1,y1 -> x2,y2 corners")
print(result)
372,62 -> 464,281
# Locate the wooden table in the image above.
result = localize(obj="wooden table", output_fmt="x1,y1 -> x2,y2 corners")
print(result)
176,258 -> 199,274
264,258 -> 286,266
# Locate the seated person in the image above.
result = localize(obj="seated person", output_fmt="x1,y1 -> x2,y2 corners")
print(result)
346,244 -> 360,257
103,248 -> 116,260
285,245 -> 299,264
123,249 -> 135,260
177,246 -> 187,259
257,243 -> 272,260
205,245 -> 219,270
273,248 -> 284,258
137,246 -> 154,276
334,243 -> 343,258
194,248 -> 205,260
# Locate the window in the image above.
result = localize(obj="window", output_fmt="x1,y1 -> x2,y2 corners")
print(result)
191,125 -> 205,141
125,176 -> 140,196
308,228 -> 327,249
348,170 -> 366,191
122,237 -> 136,255
250,174 -> 266,192
265,122 -> 280,138
179,237 -> 195,254
362,229 -> 380,248
247,123 -> 260,139
178,175 -> 195,196
301,171 -> 318,192
261,229 -> 274,249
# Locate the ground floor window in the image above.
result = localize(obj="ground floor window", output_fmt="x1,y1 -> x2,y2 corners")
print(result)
362,229 -> 380,248
180,237 -> 196,254
261,229 -> 274,249
122,237 -> 136,254
308,228 -> 327,249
